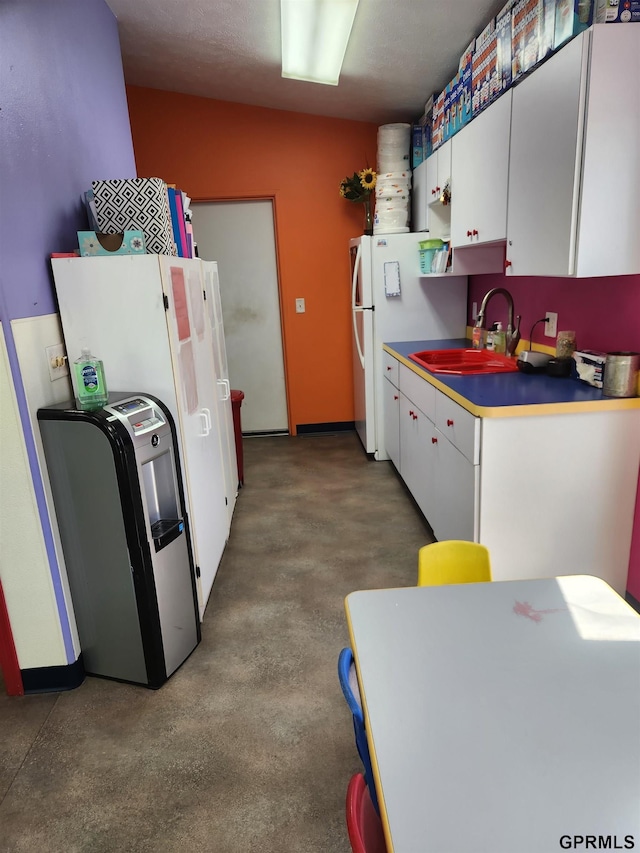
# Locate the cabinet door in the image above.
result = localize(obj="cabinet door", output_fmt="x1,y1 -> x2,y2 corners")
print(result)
161,258 -> 229,617
430,428 -> 477,542
399,393 -> 434,525
506,31 -> 588,276
451,91 -> 512,248
202,260 -> 237,523
425,153 -> 439,202
412,160 -> 429,232
383,377 -> 400,470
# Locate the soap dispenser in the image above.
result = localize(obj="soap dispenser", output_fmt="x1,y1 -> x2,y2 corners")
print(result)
493,322 -> 506,354
485,323 -> 498,351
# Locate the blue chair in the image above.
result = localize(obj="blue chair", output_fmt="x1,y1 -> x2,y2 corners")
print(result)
338,647 -> 379,815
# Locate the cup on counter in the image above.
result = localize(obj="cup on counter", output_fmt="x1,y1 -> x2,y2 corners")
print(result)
603,351 -> 640,398
556,330 -> 576,359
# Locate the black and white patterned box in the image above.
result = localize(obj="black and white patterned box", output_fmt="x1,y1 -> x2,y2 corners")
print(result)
91,178 -> 177,256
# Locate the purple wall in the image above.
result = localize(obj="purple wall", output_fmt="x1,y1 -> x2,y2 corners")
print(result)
469,271 -> 640,599
0,0 -> 137,665
0,0 -> 136,322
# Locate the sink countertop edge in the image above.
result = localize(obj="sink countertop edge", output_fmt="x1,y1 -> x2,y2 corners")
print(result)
383,340 -> 640,418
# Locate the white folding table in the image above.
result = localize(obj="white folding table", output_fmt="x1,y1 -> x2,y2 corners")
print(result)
345,576 -> 640,853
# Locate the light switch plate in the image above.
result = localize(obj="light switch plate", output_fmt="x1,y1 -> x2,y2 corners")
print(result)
295,298 -> 305,313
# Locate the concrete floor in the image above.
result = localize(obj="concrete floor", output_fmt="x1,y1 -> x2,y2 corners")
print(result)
0,433 -> 433,852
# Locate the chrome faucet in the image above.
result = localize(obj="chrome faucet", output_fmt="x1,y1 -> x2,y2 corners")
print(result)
474,287 -> 521,356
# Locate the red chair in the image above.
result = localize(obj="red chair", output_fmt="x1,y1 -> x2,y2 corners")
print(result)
346,773 -> 387,853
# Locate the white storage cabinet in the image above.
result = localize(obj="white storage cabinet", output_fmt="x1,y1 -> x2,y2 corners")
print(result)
382,352 -> 640,595
451,91 -> 512,248
52,255 -> 237,618
506,24 -> 640,277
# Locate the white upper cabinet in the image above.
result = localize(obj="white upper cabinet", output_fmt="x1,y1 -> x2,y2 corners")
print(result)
411,141 -> 452,235
412,159 -> 429,232
506,25 -> 640,277
451,91 -> 512,248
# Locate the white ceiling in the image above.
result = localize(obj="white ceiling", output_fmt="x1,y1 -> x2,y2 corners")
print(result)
106,0 -> 507,124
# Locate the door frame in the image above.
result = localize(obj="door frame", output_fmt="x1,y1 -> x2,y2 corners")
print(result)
191,194 -> 293,435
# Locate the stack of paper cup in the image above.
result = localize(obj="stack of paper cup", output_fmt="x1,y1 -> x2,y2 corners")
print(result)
375,127 -> 412,233
377,123 -> 411,172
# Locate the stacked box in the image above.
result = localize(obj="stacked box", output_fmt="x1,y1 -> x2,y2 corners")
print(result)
476,17 -> 497,48
596,0 -> 640,22
512,0 -> 544,82
472,30 -> 499,115
92,178 -> 177,256
540,0 -> 557,57
443,77 -> 456,141
495,1 -> 515,94
412,124 -> 423,169
456,39 -> 474,132
420,106 -> 434,159
431,89 -> 445,151
554,0 -> 596,49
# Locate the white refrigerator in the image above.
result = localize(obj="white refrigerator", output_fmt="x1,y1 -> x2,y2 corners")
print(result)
51,255 -> 237,619
350,234 -> 467,460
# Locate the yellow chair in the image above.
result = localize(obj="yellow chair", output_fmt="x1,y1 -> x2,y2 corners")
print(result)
417,540 -> 492,586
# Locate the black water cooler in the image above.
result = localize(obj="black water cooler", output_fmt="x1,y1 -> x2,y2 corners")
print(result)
38,393 -> 200,689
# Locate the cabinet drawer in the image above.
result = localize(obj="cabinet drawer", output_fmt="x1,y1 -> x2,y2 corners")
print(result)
399,363 -> 436,420
435,392 -> 479,464
382,351 -> 399,387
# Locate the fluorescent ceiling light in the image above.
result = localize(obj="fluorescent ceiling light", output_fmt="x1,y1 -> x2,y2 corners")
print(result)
281,0 -> 360,86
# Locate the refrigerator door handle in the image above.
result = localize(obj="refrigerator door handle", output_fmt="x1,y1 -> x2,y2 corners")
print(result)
352,306 -> 365,369
203,407 -> 212,431
199,411 -> 210,436
351,242 -> 366,368
351,242 -> 362,310
217,379 -> 230,401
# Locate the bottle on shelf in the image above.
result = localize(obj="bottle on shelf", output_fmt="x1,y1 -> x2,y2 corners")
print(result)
73,348 -> 108,411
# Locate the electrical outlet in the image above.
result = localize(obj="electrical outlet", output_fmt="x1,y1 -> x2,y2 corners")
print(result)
545,312 -> 558,338
46,344 -> 69,381
295,298 -> 305,314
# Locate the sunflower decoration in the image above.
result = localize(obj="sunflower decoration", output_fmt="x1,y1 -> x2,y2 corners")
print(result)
339,167 -> 377,203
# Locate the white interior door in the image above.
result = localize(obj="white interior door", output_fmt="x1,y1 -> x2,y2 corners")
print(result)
191,200 -> 288,434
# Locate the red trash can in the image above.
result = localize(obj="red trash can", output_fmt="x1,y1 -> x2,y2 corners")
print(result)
230,390 -> 245,486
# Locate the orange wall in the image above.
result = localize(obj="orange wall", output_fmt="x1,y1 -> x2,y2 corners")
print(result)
126,86 -> 378,433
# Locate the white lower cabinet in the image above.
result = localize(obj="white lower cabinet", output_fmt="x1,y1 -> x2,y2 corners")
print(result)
387,361 -> 479,543
383,376 -> 401,470
382,354 -> 640,595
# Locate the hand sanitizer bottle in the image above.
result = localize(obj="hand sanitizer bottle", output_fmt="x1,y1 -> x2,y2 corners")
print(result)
493,322 -> 506,354
73,348 -> 108,411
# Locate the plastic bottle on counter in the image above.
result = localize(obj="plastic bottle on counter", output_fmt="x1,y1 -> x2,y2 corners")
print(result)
471,326 -> 484,349
73,348 -> 108,410
485,323 -> 498,351
493,322 -> 506,354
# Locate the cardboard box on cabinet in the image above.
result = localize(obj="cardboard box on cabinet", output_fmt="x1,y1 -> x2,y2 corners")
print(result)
412,124 -> 423,169
472,30 -> 499,115
495,2 -> 515,94
431,90 -> 445,151
594,0 -> 640,22
91,177 -> 177,256
554,0 -> 597,48
512,0 -> 544,81
456,39 -> 474,132
443,77 -> 456,141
